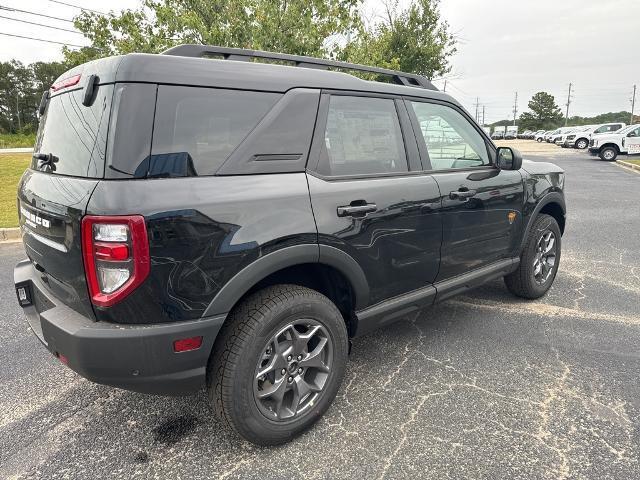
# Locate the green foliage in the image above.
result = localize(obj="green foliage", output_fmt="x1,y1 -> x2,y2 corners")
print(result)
0,153 -> 30,227
63,0 -> 363,65
0,133 -> 36,148
0,60 -> 67,134
341,0 -> 456,79
518,92 -> 564,131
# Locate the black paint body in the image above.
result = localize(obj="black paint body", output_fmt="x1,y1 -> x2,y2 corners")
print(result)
14,51 -> 566,394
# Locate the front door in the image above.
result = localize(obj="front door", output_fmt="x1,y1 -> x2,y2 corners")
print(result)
406,99 -> 525,281
307,93 -> 442,307
624,125 -> 640,157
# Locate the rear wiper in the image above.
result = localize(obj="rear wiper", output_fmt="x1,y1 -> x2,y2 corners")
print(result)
33,152 -> 59,173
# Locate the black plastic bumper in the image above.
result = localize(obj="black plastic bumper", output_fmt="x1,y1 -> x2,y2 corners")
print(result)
14,259 -> 226,395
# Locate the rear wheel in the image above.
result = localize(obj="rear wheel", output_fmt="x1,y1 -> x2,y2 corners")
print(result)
207,285 -> 348,446
575,138 -> 588,149
536,137 -> 543,142
505,214 -> 561,299
599,146 -> 618,161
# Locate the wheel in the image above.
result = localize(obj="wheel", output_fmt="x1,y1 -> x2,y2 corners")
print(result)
207,284 -> 348,446
599,146 -> 618,161
536,137 -> 543,142
575,138 -> 588,149
505,214 -> 561,299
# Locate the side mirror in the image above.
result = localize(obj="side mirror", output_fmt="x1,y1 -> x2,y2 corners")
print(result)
496,146 -> 522,170
628,132 -> 637,138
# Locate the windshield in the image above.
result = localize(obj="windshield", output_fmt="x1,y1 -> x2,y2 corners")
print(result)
33,84 -> 114,178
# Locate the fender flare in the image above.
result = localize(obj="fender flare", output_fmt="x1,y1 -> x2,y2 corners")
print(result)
520,192 -> 566,251
203,244 -> 370,316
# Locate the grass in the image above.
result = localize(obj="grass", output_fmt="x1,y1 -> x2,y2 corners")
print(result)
0,133 -> 36,149
622,158 -> 640,165
0,153 -> 30,228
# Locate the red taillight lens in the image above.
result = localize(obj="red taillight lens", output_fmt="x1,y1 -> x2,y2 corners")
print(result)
51,74 -> 81,92
173,336 -> 203,353
81,215 -> 149,307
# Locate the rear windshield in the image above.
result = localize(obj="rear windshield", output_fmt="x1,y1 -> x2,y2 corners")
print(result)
33,84 -> 113,178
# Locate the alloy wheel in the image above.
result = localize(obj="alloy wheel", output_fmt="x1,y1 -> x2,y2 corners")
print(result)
254,319 -> 332,421
533,230 -> 557,285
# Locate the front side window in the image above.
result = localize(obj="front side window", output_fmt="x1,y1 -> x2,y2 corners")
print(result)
152,86 -> 280,176
319,96 -> 407,176
410,101 -> 490,170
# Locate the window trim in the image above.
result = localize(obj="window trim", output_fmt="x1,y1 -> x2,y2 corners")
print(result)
403,97 -> 498,173
307,90 -> 419,180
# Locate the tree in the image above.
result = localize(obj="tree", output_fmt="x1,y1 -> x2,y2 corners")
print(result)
64,0 -> 363,65
341,0 -> 456,79
518,92 -> 564,131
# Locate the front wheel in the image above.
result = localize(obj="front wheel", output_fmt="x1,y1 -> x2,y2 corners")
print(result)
575,138 -> 589,149
207,285 -> 348,446
505,214 -> 561,299
599,146 -> 618,161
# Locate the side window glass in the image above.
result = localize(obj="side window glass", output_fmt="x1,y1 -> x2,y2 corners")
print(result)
152,86 -> 280,176
319,96 -> 407,176
410,101 -> 490,170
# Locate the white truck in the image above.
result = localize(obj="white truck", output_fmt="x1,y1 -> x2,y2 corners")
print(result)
565,122 -> 626,149
588,124 -> 640,161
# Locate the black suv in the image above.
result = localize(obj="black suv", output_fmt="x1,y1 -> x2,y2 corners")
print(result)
14,45 -> 566,446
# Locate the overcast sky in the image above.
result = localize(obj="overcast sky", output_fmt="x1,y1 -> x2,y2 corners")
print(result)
1,0 -> 638,123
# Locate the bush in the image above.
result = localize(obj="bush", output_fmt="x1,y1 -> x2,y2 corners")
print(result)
0,133 -> 36,148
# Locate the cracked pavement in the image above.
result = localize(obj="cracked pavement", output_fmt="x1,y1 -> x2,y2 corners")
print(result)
1,150 -> 639,479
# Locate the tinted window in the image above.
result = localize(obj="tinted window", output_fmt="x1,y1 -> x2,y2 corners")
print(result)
319,96 -> 407,176
34,84 -> 113,177
152,86 -> 280,176
410,101 -> 490,170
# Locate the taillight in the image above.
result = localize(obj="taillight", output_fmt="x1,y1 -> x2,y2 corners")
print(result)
81,215 -> 150,307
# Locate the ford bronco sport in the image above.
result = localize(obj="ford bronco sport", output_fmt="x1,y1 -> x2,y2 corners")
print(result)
14,45 -> 566,446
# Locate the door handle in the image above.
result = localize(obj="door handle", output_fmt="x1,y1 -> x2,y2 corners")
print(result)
449,189 -> 477,200
337,203 -> 377,217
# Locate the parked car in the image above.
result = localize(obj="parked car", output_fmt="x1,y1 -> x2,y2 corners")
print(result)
588,124 -> 640,161
505,130 -> 517,140
535,130 -> 549,142
565,123 -> 626,149
491,130 -> 505,140
14,45 -> 567,446
545,129 -> 560,142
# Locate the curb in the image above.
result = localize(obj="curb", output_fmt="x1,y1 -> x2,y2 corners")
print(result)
0,147 -> 33,154
616,159 -> 640,172
0,227 -> 21,242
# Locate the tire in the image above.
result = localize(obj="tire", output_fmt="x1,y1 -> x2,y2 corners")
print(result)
505,214 -> 561,299
575,138 -> 588,149
207,284 -> 349,446
599,146 -> 618,162
536,137 -> 543,142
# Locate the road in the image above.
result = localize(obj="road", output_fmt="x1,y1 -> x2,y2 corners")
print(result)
1,149 -> 639,479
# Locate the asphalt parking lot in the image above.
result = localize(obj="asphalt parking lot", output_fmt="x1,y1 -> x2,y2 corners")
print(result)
1,148 -> 639,479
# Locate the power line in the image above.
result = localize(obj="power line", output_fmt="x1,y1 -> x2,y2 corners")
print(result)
0,13 -> 81,33
0,5 -> 73,23
0,31 -> 85,47
48,0 -> 107,16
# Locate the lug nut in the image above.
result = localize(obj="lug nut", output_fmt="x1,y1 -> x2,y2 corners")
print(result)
298,367 -> 303,374
281,368 -> 286,375
287,355 -> 292,361
288,376 -> 293,383
297,355 -> 302,361
265,347 -> 272,355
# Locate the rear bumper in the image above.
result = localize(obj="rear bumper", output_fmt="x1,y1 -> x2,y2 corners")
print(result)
14,259 -> 226,395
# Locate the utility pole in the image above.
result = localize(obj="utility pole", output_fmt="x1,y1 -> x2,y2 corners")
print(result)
512,91 -> 518,126
474,97 -> 479,123
565,83 -> 572,126
16,93 -> 21,131
482,105 -> 486,126
443,79 -> 447,92
631,84 -> 637,124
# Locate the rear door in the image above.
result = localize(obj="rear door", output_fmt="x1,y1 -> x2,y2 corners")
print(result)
405,98 -> 524,281
18,79 -> 114,318
307,93 -> 442,307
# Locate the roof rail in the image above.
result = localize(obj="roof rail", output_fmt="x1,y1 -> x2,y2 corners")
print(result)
162,44 -> 437,91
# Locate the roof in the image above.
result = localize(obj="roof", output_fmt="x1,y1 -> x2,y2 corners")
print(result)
56,50 -> 461,107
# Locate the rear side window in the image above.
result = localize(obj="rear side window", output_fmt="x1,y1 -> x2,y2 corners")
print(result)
34,84 -> 113,178
151,86 -> 280,176
318,96 -> 407,176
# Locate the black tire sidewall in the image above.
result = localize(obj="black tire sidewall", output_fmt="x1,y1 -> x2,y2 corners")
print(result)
225,290 -> 348,444
520,216 -> 562,297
